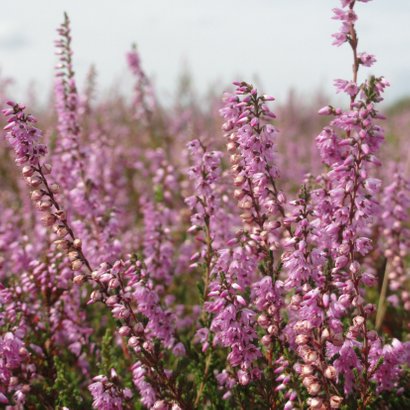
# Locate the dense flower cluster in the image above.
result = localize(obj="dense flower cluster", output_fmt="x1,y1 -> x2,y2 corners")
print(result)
1,1 -> 410,409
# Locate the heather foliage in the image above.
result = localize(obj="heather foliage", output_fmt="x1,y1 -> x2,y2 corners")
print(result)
1,1 -> 410,409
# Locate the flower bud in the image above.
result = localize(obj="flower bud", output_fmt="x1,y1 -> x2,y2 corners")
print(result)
234,189 -> 245,200
31,190 -> 43,201
106,296 -> 119,308
307,397 -> 323,409
55,225 -> 68,238
38,200 -> 52,211
19,347 -> 28,357
301,364 -> 314,376
318,105 -> 333,115
28,176 -> 42,187
226,142 -> 236,153
295,334 -> 309,345
257,314 -> 269,327
99,273 -> 113,283
50,183 -> 60,193
321,328 -> 330,341
234,175 -> 245,187
68,251 -> 80,261
73,274 -> 85,284
41,214 -> 56,227
128,336 -> 139,348
330,395 -> 343,408
90,290 -> 102,303
9,376 -> 18,386
22,165 -> 34,177
302,375 -> 317,388
261,335 -> 271,346
71,259 -> 83,271
307,382 -> 321,396
119,326 -> 131,336
305,350 -> 318,364
108,278 -> 120,289
55,209 -> 66,220
353,315 -> 365,327
324,366 -> 336,379
42,163 -> 52,174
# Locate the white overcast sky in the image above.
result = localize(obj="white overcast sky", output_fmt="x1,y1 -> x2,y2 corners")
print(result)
1,0 -> 410,105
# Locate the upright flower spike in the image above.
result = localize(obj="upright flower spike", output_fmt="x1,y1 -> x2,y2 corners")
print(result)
127,44 -> 158,127
2,103 -> 193,410
141,197 -> 174,286
2,101 -> 88,274
220,81 -> 286,250
54,12 -> 84,187
88,369 -> 132,410
377,170 -> 410,326
313,1 -> 409,406
185,138 -> 226,314
54,14 -> 127,267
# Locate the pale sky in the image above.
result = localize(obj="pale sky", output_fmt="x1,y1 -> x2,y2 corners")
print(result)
1,0 -> 410,105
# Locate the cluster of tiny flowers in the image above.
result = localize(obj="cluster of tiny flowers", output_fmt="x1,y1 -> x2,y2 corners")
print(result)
220,81 -> 285,249
54,13 -> 84,190
381,171 -> 410,310
126,45 -> 158,126
88,369 -> 132,410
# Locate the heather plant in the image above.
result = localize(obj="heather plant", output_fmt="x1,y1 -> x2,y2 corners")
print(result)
1,1 -> 410,409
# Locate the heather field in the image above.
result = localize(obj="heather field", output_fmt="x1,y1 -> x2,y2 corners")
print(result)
1,1 -> 410,409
